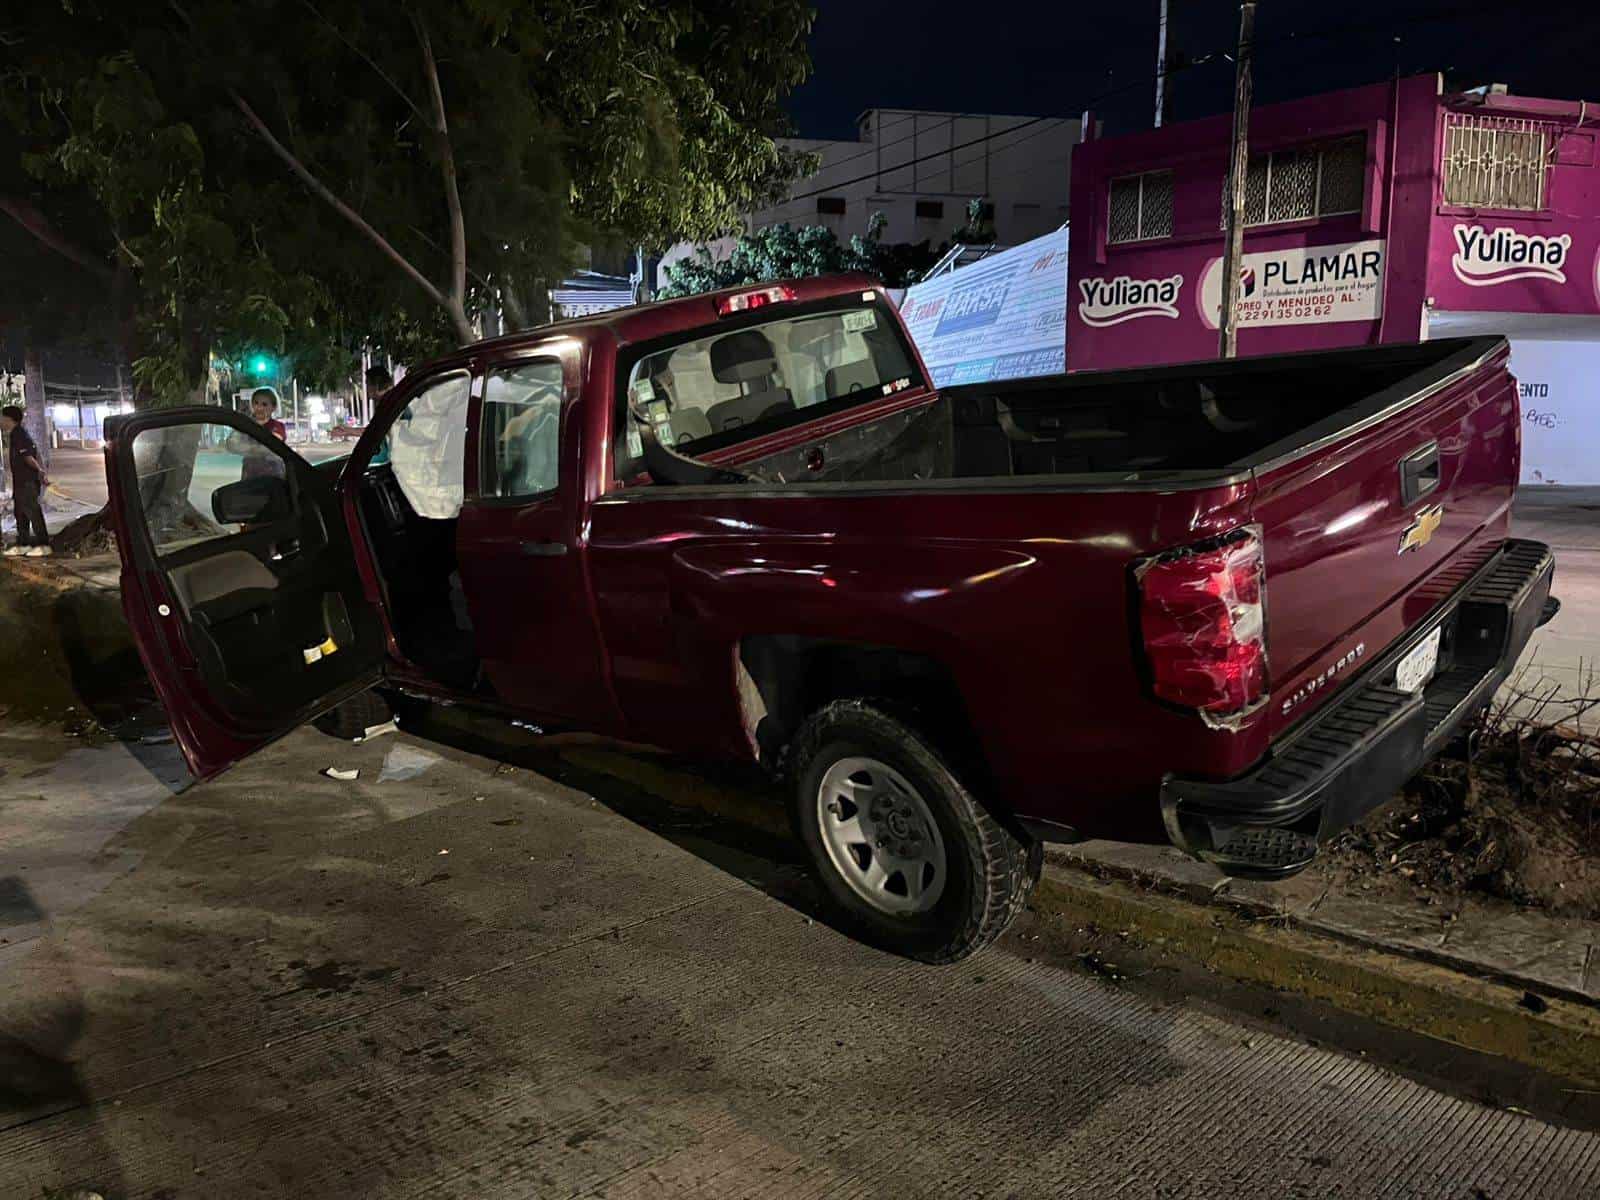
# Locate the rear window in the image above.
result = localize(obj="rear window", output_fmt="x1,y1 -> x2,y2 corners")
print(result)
614,300 -> 920,480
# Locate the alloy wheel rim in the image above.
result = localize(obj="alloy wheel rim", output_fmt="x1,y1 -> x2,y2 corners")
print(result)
815,756 -> 947,916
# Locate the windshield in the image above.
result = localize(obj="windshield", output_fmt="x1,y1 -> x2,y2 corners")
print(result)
615,300 -> 920,480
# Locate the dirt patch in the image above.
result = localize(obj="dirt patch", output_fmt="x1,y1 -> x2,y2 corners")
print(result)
51,508 -> 118,559
0,564 -> 152,735
1322,704 -> 1600,918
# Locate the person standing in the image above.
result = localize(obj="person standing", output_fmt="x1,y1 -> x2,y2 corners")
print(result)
225,387 -> 289,479
1,404 -> 50,558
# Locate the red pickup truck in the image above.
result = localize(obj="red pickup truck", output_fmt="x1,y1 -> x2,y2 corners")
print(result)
105,273 -> 1556,962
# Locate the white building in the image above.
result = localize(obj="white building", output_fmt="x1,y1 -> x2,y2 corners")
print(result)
659,108 -> 1083,286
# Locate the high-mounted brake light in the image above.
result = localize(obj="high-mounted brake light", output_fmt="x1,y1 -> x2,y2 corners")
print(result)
1136,527 -> 1267,716
715,285 -> 797,317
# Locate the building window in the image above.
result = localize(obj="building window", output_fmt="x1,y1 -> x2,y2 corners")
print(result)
1107,170 -> 1173,244
1442,112 -> 1551,211
1227,135 -> 1365,228
816,196 -> 846,216
915,199 -> 944,220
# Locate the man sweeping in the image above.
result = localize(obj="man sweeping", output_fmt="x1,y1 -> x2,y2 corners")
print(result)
1,405 -> 50,558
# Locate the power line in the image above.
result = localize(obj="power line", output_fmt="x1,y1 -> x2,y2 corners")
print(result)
775,1 -> 1511,212
767,114 -> 1078,218
783,112 -> 1077,194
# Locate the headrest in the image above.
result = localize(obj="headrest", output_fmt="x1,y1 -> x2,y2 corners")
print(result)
710,330 -> 779,384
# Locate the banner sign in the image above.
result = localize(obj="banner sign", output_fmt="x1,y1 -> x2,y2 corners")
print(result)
1506,337 -> 1600,486
1199,238 -> 1386,329
899,228 -> 1068,387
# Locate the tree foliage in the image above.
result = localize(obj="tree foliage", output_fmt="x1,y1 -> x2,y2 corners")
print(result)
656,216 -> 942,299
1,0 -> 814,404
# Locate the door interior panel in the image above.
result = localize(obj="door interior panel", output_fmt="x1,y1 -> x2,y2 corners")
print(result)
169,550 -> 280,610
111,407 -> 388,778
149,464 -> 382,725
357,463 -> 480,689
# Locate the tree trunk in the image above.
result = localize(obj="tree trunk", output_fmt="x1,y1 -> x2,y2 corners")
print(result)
23,346 -> 50,471
502,283 -> 529,331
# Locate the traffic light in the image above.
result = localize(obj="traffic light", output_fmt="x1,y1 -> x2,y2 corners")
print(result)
249,354 -> 273,376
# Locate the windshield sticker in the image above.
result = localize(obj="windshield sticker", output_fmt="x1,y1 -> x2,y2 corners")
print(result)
842,309 -> 878,334
881,376 -> 912,396
629,378 -> 655,405
626,429 -> 643,459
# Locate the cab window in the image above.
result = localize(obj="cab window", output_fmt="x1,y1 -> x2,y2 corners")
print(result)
615,300 -> 919,480
480,359 -> 564,500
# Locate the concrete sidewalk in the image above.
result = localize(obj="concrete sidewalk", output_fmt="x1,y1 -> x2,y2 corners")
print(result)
5,722 -> 1600,1198
1513,488 -> 1600,698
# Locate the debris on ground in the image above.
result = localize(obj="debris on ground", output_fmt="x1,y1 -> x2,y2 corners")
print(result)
1077,951 -> 1123,982
355,718 -> 399,743
322,766 -> 361,781
377,743 -> 443,783
1321,682 -> 1600,918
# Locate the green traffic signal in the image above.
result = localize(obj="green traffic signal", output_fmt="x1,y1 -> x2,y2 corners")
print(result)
250,355 -> 272,375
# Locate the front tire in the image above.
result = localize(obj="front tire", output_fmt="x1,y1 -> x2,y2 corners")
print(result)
787,700 -> 1039,964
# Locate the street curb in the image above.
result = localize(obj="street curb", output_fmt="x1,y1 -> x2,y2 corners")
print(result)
558,745 -> 1600,1091
1050,845 -> 1600,1013
1029,871 -> 1600,1091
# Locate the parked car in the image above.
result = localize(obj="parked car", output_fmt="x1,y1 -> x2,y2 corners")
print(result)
103,274 -> 1557,962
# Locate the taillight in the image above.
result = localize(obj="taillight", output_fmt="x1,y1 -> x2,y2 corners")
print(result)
715,285 -> 797,316
1137,527 -> 1267,716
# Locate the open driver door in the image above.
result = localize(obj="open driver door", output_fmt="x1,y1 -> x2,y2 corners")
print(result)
105,408 -> 386,780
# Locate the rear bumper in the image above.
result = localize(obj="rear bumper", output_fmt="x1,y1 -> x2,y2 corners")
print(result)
1160,538 -> 1556,880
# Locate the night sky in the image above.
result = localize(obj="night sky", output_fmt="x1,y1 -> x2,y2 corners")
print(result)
788,0 -> 1600,140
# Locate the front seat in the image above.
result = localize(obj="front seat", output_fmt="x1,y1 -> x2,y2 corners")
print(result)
705,329 -> 794,432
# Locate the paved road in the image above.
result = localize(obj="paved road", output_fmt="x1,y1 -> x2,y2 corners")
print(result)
1513,489 -> 1600,700
40,443 -> 347,516
2,718 -> 1598,1198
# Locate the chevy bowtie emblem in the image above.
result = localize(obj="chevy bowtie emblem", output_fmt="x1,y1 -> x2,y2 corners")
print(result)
1398,504 -> 1444,554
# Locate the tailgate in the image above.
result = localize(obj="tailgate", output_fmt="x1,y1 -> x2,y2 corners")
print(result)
1252,339 -> 1518,738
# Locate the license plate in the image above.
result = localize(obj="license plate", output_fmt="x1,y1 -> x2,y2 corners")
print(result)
1395,626 -> 1442,694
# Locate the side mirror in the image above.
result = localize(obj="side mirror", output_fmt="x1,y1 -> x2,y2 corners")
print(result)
213,475 -> 293,525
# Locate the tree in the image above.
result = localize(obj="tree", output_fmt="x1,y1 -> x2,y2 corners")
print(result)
948,197 -> 997,246
3,0 -> 816,393
656,216 -> 941,299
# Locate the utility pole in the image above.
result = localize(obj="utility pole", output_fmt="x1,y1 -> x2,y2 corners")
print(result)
1154,0 -> 1170,128
1218,1 -> 1256,359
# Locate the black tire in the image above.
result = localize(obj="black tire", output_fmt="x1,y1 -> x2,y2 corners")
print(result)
787,700 -> 1040,964
312,689 -> 395,740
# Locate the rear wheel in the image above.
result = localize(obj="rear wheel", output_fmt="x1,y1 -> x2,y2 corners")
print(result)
787,700 -> 1039,964
312,689 -> 394,740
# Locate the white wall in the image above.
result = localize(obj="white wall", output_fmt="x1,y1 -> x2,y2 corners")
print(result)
658,109 -> 1079,289
1427,310 -> 1600,486
1506,338 -> 1600,486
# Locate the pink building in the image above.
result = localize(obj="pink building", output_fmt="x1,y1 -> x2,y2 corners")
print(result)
1067,74 -> 1600,483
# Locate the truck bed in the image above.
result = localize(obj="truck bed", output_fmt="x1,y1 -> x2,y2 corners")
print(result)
742,338 -> 1498,488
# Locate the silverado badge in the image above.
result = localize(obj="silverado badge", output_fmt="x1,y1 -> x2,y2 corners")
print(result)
1398,504 -> 1444,555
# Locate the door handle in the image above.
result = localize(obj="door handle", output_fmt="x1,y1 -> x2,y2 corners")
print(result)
521,541 -> 568,557
1399,441 -> 1440,505
270,539 -> 301,562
